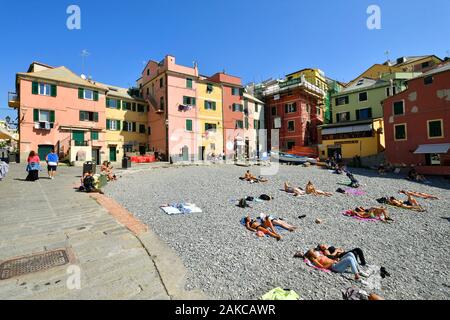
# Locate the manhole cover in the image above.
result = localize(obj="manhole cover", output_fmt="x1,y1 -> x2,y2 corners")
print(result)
0,249 -> 70,280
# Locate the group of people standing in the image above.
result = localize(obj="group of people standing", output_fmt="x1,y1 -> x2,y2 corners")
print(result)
25,149 -> 59,182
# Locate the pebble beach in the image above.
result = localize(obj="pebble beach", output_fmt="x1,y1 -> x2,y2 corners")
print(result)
105,164 -> 450,300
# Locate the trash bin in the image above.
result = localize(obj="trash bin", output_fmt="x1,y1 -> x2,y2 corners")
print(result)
9,153 -> 16,163
83,161 -> 96,175
122,157 -> 131,169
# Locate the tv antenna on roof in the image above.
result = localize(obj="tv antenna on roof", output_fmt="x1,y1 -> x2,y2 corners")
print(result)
81,49 -> 90,75
384,50 -> 391,64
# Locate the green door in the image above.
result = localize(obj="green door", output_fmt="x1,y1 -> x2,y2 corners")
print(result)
109,147 -> 117,162
72,131 -> 85,146
38,145 -> 53,160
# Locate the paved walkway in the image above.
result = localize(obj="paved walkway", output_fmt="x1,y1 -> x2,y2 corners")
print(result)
0,164 -> 204,300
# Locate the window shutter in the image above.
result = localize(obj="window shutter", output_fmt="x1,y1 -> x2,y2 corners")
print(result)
106,119 -> 111,130
245,117 -> 249,129
117,100 -> 121,109
79,111 -> 84,121
106,98 -> 110,107
186,120 -> 192,131
117,121 -> 121,131
51,85 -> 57,97
32,82 -> 39,95
183,97 -> 188,105
94,112 -> 99,122
33,109 -> 39,122
93,91 -> 99,101
133,122 -> 137,132
368,108 -> 373,118
132,103 -> 136,112
285,104 -> 288,113
213,102 -> 216,111
50,111 -> 55,123
192,98 -> 196,106
78,88 -> 84,99
123,121 -> 127,131
356,110 -> 360,120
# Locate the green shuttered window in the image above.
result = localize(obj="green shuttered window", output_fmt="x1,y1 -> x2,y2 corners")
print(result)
32,82 -> 39,95
186,119 -> 193,132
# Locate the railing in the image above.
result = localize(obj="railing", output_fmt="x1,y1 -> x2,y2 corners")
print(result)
263,78 -> 326,97
72,141 -> 90,147
8,92 -> 18,101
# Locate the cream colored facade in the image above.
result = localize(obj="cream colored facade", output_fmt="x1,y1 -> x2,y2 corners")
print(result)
104,85 -> 148,162
197,80 -> 224,159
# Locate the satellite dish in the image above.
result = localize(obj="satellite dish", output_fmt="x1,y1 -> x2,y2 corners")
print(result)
81,74 -> 87,80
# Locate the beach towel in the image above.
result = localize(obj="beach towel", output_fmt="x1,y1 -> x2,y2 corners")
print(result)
344,188 -> 366,196
342,210 -> 381,222
260,287 -> 300,301
161,203 -> 203,215
304,258 -> 331,273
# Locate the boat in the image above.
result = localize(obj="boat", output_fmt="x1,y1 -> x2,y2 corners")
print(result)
270,151 -> 318,164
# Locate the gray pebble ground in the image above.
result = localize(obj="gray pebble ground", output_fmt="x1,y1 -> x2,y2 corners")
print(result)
105,164 -> 450,300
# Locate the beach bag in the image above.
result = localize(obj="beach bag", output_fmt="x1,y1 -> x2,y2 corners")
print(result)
238,198 -> 249,208
336,188 -> 346,194
259,194 -> 272,201
246,196 -> 255,202
377,197 -> 388,204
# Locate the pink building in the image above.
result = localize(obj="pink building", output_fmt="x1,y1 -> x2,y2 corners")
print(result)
139,55 -> 200,162
208,72 -> 248,160
10,62 -> 107,164
383,63 -> 450,175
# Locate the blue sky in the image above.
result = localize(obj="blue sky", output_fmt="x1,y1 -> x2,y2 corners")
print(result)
1,0 -> 449,120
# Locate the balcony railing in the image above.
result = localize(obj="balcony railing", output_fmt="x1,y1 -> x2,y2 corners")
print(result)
72,140 -> 90,147
263,78 -> 326,98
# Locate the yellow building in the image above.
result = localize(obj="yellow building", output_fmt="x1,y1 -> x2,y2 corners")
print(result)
196,79 -> 223,160
286,68 -> 328,93
103,84 -> 149,162
318,118 -> 385,160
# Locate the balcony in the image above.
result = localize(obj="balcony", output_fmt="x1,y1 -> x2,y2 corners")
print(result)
262,77 -> 326,99
71,140 -> 91,147
8,92 -> 19,108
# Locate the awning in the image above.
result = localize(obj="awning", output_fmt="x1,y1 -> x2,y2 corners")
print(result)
322,123 -> 373,135
414,144 -> 450,154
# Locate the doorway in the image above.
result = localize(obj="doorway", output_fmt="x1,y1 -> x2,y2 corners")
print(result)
199,146 -> 205,161
182,146 -> 189,161
38,145 -> 54,160
327,146 -> 342,159
92,148 -> 100,165
109,146 -> 117,162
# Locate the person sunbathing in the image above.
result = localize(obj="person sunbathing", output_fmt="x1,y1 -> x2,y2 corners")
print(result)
305,181 -> 333,197
245,216 -> 281,241
305,250 -> 368,281
260,213 -> 298,232
399,190 -> 438,200
317,245 -> 366,266
101,161 -> 117,181
240,170 -> 268,183
388,196 -> 425,212
284,182 -> 306,196
348,206 -> 393,222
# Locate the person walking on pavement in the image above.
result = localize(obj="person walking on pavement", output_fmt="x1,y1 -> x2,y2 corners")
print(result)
26,151 -> 41,182
46,148 -> 59,180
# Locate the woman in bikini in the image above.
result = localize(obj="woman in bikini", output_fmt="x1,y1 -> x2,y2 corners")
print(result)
305,181 -> 333,197
245,216 -> 281,241
284,182 -> 306,196
260,213 -> 298,232
399,190 -> 438,200
388,196 -> 425,212
348,206 -> 393,222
